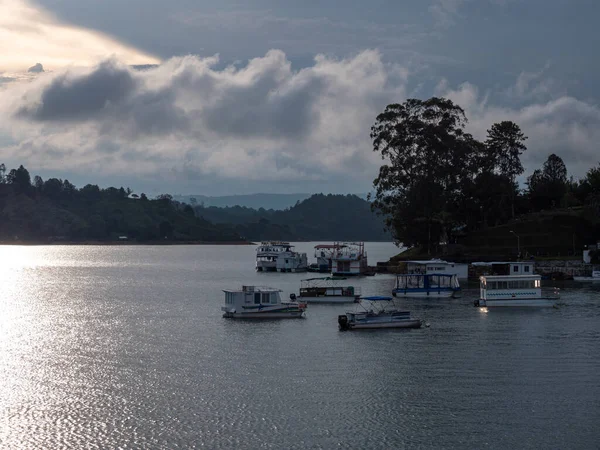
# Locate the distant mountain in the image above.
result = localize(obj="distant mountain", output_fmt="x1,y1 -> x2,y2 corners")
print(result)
174,193 -> 369,210
194,193 -> 390,241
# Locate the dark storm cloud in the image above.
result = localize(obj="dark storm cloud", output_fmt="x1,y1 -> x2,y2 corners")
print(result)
27,63 -> 44,73
17,60 -> 137,121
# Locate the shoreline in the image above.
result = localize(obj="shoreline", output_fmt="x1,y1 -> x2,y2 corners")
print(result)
0,240 -> 257,246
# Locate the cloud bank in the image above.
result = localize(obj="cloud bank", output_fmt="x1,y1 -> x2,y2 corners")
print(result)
1,49 -> 599,194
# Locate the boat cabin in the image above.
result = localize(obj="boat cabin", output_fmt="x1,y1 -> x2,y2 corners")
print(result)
479,275 -> 542,303
470,261 -> 534,279
223,286 -> 283,309
404,259 -> 469,280
299,277 -> 359,297
331,242 -> 368,276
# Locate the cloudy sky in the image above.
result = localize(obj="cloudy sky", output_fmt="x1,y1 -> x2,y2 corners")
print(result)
1,0 -> 599,196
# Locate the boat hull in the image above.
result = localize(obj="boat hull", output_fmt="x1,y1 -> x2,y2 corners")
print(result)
476,298 -> 556,307
300,295 -> 359,304
392,289 -> 458,298
348,320 -> 422,330
223,311 -> 305,319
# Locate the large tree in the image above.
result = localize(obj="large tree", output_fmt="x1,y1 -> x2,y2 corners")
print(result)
485,121 -> 527,217
370,97 -> 480,250
527,154 -> 568,210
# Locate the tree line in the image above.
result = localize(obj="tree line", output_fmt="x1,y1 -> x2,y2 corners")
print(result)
370,97 -> 600,252
0,165 -> 390,242
194,193 -> 390,241
0,164 -> 241,242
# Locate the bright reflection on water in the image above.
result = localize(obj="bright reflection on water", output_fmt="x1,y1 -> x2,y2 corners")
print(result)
1,243 -> 599,449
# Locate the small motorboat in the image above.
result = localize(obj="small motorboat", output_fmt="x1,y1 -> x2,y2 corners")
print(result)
338,296 -> 422,331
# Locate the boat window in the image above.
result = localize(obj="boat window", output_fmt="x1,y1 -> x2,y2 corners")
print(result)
262,293 -> 270,304
524,266 -> 530,273
513,265 -> 519,273
535,279 -> 540,288
271,294 -> 278,304
226,292 -> 234,304
254,293 -> 261,304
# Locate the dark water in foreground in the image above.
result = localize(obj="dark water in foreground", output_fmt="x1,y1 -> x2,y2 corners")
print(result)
1,243 -> 599,449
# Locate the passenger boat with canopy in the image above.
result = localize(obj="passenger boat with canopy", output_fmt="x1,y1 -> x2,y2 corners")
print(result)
295,276 -> 361,303
392,273 -> 461,298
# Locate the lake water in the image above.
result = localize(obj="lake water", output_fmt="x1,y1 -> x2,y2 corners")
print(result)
1,243 -> 599,449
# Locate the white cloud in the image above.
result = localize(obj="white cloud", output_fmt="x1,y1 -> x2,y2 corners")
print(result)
0,50 -> 406,190
1,47 -> 599,194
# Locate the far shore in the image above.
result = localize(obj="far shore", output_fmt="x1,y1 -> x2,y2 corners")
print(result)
0,240 -> 256,246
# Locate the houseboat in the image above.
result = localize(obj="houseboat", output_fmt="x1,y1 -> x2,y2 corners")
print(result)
403,259 -> 469,280
331,242 -> 368,276
475,275 -> 559,307
338,296 -> 422,330
222,286 -> 306,318
392,273 -> 461,298
469,261 -> 534,279
573,270 -> 600,282
308,243 -> 345,273
255,241 -> 308,272
296,277 -> 361,303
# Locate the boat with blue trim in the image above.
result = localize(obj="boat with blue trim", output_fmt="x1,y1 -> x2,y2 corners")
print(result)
222,286 -> 306,318
338,296 -> 423,330
475,275 -> 559,307
392,273 -> 461,298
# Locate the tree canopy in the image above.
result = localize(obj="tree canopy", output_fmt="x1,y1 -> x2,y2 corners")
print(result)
371,96 -> 598,251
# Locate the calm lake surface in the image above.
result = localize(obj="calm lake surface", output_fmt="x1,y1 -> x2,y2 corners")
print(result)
1,242 -> 599,449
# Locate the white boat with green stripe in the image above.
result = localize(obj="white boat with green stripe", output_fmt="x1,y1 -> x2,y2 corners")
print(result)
222,286 -> 306,319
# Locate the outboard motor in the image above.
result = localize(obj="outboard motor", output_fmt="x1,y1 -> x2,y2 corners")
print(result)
338,315 -> 350,331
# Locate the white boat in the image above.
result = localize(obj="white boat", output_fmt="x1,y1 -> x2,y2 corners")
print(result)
296,276 -> 361,303
331,242 -> 368,276
338,296 -> 422,330
255,241 -> 308,273
392,273 -> 461,298
222,286 -> 307,319
573,270 -> 600,282
475,275 -> 559,307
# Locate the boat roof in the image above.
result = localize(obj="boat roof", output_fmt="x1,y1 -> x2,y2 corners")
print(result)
223,286 -> 282,293
360,296 -> 393,301
480,275 -> 541,280
471,261 -> 533,266
405,259 -> 455,265
301,276 -> 347,281
314,244 -> 346,249
396,273 -> 457,277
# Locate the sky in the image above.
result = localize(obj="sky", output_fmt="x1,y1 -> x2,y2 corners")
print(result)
1,0 -> 599,196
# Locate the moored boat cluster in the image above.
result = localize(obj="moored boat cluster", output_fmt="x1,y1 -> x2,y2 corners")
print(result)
222,244 -> 563,329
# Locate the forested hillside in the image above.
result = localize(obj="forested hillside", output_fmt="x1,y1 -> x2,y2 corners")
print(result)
194,194 -> 390,241
0,165 -> 242,242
